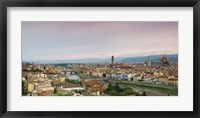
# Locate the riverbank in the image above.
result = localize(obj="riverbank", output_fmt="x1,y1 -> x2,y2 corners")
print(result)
122,81 -> 178,89
119,81 -> 178,96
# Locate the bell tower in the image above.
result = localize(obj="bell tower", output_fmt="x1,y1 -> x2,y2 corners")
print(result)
111,55 -> 115,65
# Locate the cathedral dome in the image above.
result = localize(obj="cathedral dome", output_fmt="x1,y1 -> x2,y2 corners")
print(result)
160,54 -> 169,65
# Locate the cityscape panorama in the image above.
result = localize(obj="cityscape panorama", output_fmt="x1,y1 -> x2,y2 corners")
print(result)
22,21 -> 178,96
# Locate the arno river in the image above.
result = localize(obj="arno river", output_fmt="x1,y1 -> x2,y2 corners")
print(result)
119,82 -> 178,96
68,74 -> 178,96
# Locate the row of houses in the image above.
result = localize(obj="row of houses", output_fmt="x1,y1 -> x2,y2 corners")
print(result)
133,75 -> 178,86
83,70 -> 178,87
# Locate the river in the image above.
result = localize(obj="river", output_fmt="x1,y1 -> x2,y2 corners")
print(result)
69,75 -> 80,80
119,82 -> 178,96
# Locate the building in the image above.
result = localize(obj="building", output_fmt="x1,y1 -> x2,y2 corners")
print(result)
160,54 -> 169,66
28,83 -> 35,92
158,75 -> 169,85
144,56 -> 152,67
111,55 -> 115,66
168,77 -> 178,86
60,84 -> 84,91
84,80 -> 104,95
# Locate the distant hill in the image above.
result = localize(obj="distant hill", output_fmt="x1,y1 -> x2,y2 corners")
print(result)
27,54 -> 178,64
29,58 -> 110,64
118,54 -> 178,63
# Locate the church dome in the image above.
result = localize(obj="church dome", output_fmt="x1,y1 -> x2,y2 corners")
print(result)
161,54 -> 169,63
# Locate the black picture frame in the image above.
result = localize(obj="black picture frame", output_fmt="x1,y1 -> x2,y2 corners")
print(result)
0,0 -> 200,118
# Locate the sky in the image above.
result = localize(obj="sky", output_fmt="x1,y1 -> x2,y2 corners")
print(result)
22,21 -> 178,61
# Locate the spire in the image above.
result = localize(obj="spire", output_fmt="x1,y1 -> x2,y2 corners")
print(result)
111,55 -> 115,65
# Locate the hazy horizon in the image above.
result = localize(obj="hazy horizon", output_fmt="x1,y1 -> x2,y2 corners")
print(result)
22,21 -> 178,61
23,53 -> 178,62
22,53 -> 178,64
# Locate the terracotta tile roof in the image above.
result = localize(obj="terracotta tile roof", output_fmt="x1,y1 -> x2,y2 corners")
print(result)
51,80 -> 63,85
39,90 -> 54,96
168,78 -> 178,80
62,83 -> 81,88
85,80 -> 100,87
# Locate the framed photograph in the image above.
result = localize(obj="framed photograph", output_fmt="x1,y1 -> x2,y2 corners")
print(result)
0,0 -> 199,118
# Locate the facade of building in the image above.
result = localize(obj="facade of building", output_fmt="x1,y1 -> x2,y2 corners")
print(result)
111,55 -> 115,65
168,78 -> 178,86
159,76 -> 169,85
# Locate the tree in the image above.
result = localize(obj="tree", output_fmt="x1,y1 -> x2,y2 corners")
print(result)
65,78 -> 80,84
22,80 -> 28,95
110,90 -> 118,96
123,88 -> 136,95
130,77 -> 133,81
65,78 -> 70,82
51,92 -> 73,96
33,68 -> 42,72
80,81 -> 83,87
115,82 -> 120,92
102,73 -> 106,78
106,83 -> 114,93
119,92 -> 126,96
74,89 -> 82,94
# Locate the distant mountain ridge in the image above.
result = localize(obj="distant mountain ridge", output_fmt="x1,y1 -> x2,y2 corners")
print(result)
119,54 -> 178,63
24,54 -> 178,64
